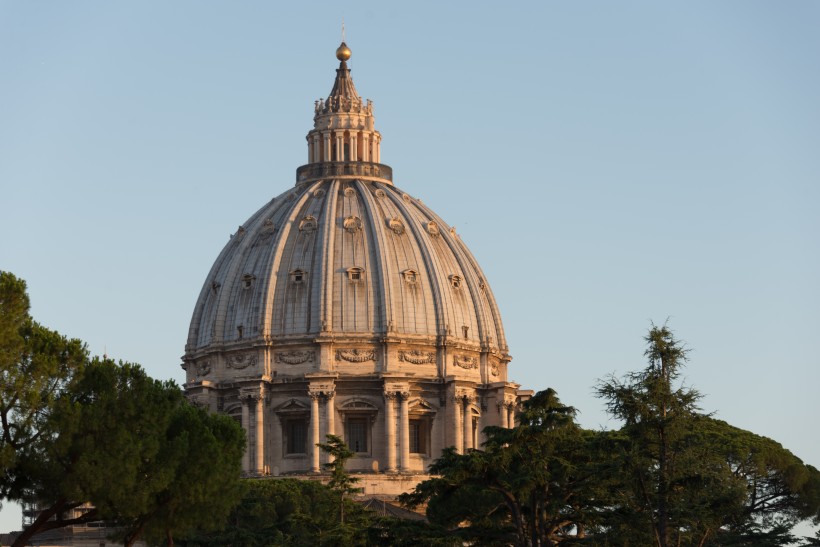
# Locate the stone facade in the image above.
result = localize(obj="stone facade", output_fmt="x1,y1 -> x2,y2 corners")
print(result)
182,43 -> 531,492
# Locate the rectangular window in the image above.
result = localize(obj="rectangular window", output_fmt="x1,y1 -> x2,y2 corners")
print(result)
285,419 -> 307,455
347,418 -> 368,453
410,419 -> 426,454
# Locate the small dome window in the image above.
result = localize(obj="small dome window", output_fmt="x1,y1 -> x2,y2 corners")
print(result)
242,274 -> 256,289
402,269 -> 419,285
290,269 -> 307,284
347,267 -> 364,283
449,275 -> 462,289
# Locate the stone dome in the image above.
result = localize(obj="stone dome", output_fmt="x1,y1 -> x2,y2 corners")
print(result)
186,177 -> 509,363
182,43 -> 523,483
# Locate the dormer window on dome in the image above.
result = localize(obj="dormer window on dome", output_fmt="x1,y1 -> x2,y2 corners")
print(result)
449,275 -> 462,289
347,267 -> 364,283
242,274 -> 256,289
402,269 -> 419,285
290,269 -> 306,284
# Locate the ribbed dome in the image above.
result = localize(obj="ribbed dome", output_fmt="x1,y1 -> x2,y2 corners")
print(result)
186,178 -> 509,361
182,45 -> 521,481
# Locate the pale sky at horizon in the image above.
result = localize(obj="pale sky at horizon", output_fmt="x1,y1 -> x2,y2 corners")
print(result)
1,1 -> 819,534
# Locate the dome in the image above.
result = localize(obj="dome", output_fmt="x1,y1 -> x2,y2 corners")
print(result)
185,179 -> 508,362
183,43 -> 523,484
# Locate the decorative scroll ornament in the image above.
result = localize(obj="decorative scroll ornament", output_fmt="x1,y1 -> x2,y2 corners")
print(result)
343,216 -> 362,234
374,189 -> 386,198
335,348 -> 376,362
426,221 -> 440,236
453,354 -> 478,370
227,353 -> 257,370
196,360 -> 211,377
299,216 -> 318,233
387,218 -> 405,235
399,350 -> 435,364
274,351 -> 315,365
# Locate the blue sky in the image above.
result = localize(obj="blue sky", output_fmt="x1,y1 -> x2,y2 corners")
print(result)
1,1 -> 819,533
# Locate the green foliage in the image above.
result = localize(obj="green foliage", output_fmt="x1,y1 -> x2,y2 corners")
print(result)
318,434 -> 362,496
595,323 -> 820,546
0,271 -> 87,502
402,389 -> 609,546
128,404 -> 246,545
177,478 -> 378,547
1,273 -> 245,546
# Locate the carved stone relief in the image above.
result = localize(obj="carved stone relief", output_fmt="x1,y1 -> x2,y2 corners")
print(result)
226,353 -> 257,370
426,221 -> 440,236
299,216 -> 318,233
374,189 -> 386,198
274,350 -> 315,365
196,360 -> 211,377
398,350 -> 435,364
335,348 -> 376,362
387,218 -> 405,235
453,354 -> 478,370
344,187 -> 356,197
343,216 -> 362,234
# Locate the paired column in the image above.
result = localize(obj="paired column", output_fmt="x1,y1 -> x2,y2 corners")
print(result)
349,133 -> 358,161
399,390 -> 410,472
384,392 -> 397,472
241,398 -> 251,472
452,393 -> 463,454
362,134 -> 370,162
323,132 -> 332,162
240,385 -> 265,475
462,396 -> 473,451
255,395 -> 264,474
334,131 -> 345,161
310,392 -> 321,473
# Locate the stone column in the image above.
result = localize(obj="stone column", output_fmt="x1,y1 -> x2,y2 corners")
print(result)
452,393 -> 463,454
508,402 -> 516,429
335,131 -> 345,161
463,397 -> 473,452
310,392 -> 321,473
499,402 -> 509,429
326,392 -> 335,438
312,134 -> 320,163
241,397 -> 250,473
350,133 -> 358,161
323,132 -> 332,162
374,135 -> 381,163
399,390 -> 410,472
384,392 -> 397,472
255,394 -> 264,475
362,133 -> 370,162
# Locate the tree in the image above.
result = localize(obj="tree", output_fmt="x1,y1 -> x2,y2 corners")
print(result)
120,403 -> 246,546
177,478 -> 383,547
596,323 -> 703,547
402,389 -> 612,546
0,271 -> 87,503
11,358 -> 186,546
596,323 -> 820,546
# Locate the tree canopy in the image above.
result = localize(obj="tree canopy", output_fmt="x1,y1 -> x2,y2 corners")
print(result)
0,271 -> 245,547
404,324 -> 820,546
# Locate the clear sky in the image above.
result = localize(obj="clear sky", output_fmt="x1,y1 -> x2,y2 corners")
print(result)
1,0 -> 818,534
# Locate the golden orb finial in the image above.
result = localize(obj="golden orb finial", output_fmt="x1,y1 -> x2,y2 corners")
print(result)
336,42 -> 351,62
